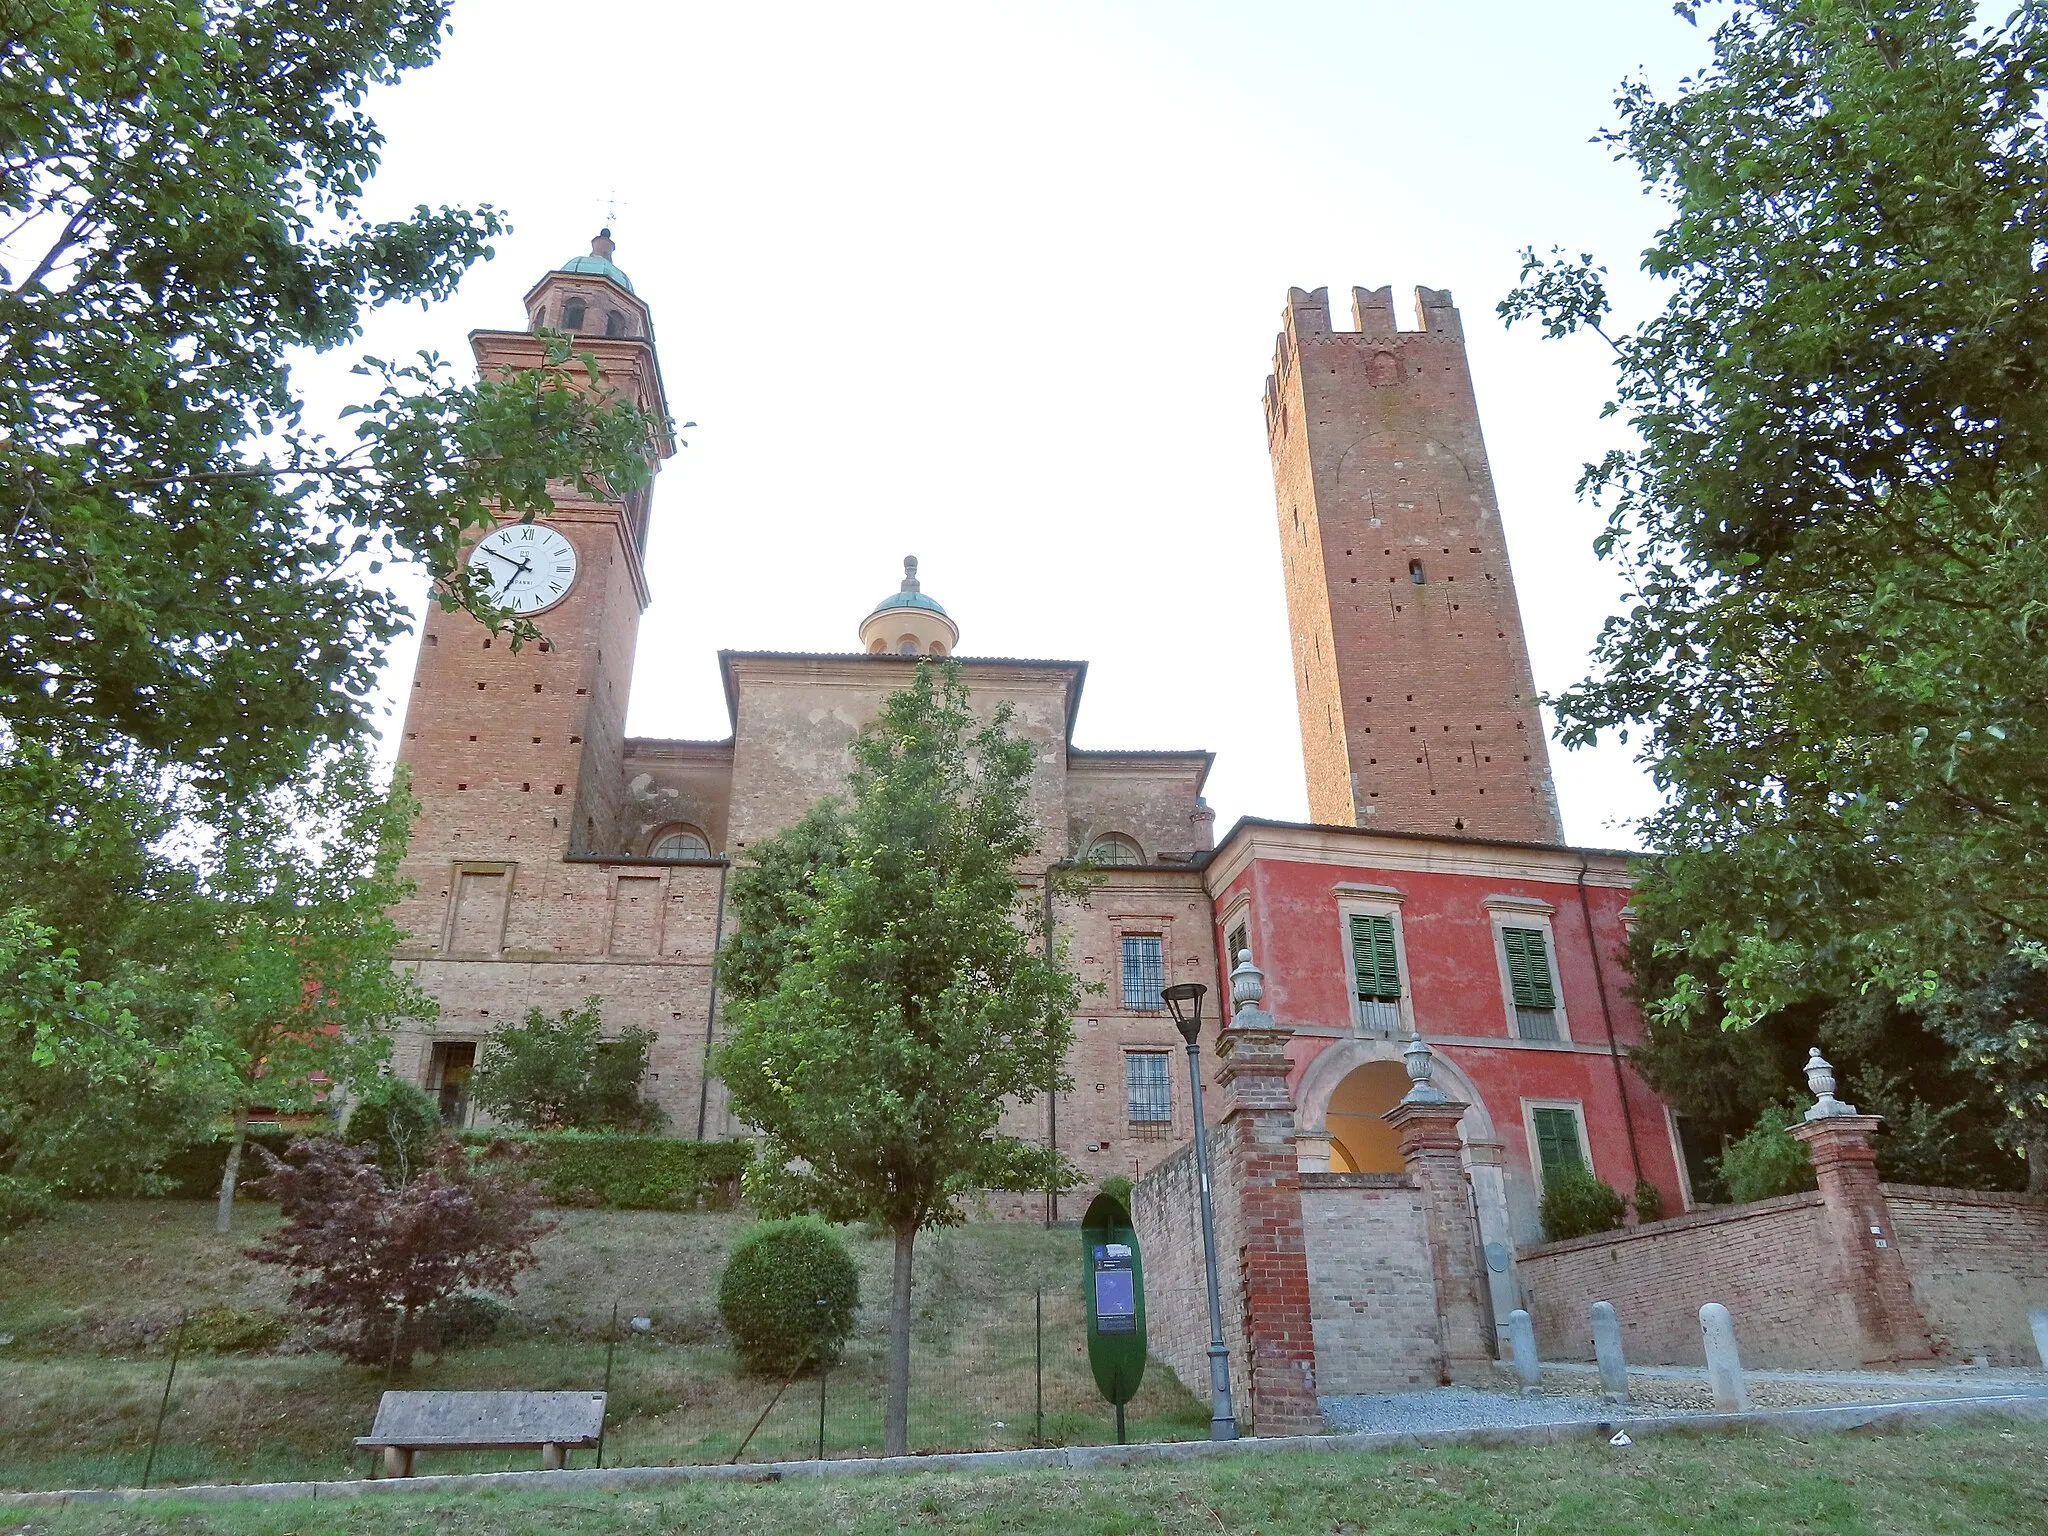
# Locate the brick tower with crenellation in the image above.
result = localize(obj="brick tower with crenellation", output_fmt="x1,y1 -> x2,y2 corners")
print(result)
1263,284 -> 1562,842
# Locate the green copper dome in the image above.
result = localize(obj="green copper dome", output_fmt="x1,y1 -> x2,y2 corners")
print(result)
558,230 -> 635,294
868,556 -> 948,618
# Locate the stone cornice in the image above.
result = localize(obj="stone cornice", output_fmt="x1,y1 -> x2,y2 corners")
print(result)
1203,818 -> 1637,898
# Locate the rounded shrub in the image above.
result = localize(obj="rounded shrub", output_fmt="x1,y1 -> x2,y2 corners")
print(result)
1539,1167 -> 1627,1242
343,1077 -> 445,1185
716,1217 -> 859,1376
0,1175 -> 56,1230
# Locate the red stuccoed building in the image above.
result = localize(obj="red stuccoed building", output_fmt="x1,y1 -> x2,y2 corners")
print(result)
1202,817 -> 1688,1333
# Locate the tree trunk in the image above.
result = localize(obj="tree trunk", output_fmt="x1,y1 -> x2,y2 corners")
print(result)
2029,1135 -> 2048,1196
884,1220 -> 916,1458
215,1106 -> 249,1235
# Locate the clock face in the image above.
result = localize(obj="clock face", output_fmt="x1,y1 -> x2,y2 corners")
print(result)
471,523 -> 578,615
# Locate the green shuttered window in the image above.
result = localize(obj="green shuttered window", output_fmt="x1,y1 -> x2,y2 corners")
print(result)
1501,927 -> 1557,1009
1349,914 -> 1401,1001
1532,1105 -> 1587,1184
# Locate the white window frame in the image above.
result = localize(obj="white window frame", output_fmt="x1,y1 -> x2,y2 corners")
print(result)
1521,1097 -> 1594,1196
1335,883 -> 1414,1036
1485,895 -> 1571,1044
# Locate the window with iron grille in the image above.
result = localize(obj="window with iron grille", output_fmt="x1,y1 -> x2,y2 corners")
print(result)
1121,936 -> 1164,1010
1501,926 -> 1559,1040
1531,1104 -> 1588,1187
1126,1052 -> 1171,1124
1349,913 -> 1402,1032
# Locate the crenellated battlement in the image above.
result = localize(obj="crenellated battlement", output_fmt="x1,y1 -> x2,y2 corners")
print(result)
1263,284 -> 1468,435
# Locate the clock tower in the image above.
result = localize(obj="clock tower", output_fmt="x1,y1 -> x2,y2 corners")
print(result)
388,232 -> 675,969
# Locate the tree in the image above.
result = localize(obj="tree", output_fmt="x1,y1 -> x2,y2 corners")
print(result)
343,1075 -> 444,1186
248,1136 -> 549,1366
467,998 -> 665,1132
1,1 -> 664,791
202,745 -> 434,1232
1501,1 -> 2048,1183
716,662 -> 1081,1456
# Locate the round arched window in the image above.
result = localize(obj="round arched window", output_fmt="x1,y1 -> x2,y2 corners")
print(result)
650,826 -> 711,859
1086,834 -> 1142,866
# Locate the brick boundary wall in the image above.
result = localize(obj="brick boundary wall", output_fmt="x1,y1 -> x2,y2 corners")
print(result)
1516,1192 -> 1854,1368
1129,1132 -> 1247,1410
1883,1184 -> 2048,1365
1297,1173 -> 1440,1393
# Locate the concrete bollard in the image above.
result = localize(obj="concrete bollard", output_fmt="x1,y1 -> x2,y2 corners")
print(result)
2031,1310 -> 2048,1369
1508,1309 -> 1541,1390
1699,1302 -> 1748,1413
1590,1300 -> 1629,1400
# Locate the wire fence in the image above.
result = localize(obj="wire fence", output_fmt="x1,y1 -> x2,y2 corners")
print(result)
74,1280 -> 1215,1492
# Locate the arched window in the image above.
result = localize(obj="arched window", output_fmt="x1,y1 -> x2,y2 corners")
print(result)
530,306 -> 546,331
605,310 -> 627,337
650,825 -> 711,859
1087,834 -> 1142,866
561,297 -> 587,331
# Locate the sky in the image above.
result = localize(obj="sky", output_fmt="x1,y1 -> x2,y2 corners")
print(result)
302,0 -> 1721,849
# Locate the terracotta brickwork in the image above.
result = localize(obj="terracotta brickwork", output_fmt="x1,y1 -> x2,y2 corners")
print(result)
1387,1095 -> 1496,1381
1883,1185 -> 2048,1365
1209,1013 -> 1322,1434
1263,285 -> 1562,842
1298,1173 -> 1439,1392
1790,1116 -> 1934,1364
1516,1193 -> 1848,1368
1127,1134 -> 1243,1415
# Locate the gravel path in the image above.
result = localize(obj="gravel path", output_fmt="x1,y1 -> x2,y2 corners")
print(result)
1319,1368 -> 2048,1435
1319,1385 -> 1659,1434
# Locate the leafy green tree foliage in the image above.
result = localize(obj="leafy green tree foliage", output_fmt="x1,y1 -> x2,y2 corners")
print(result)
716,1218 -> 861,1376
0,1 -> 663,790
343,1076 -> 444,1186
467,998 -> 664,1133
1714,1102 -> 1819,1204
1502,1 -> 2048,1183
248,1137 -> 549,1367
717,662 -> 1081,1456
1538,1167 -> 1627,1243
201,746 -> 434,1231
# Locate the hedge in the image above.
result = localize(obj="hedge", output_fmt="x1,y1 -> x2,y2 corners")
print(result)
464,1131 -> 751,1210
158,1129 -> 300,1200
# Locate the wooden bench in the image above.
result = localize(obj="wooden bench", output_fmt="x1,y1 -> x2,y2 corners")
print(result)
355,1390 -> 607,1478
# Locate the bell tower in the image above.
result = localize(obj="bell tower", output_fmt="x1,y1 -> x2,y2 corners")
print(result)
1263,284 -> 1562,844
389,232 -> 676,957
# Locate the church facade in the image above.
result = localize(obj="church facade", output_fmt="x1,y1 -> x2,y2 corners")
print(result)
387,238 -> 1686,1240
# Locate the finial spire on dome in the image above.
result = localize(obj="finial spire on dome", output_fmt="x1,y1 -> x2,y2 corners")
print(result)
591,228 -> 615,260
859,554 -> 958,657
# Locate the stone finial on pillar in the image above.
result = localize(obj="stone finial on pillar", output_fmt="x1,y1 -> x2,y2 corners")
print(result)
1787,1048 -> 1935,1365
1385,1039 -> 1495,1381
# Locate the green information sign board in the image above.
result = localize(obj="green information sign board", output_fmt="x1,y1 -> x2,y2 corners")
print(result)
1082,1192 -> 1146,1441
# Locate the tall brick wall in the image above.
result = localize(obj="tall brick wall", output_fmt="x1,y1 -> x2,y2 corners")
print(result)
1516,1194 -> 1854,1367
1885,1185 -> 2048,1365
1263,284 -> 1562,842
1129,1134 -> 1247,1412
1298,1173 -> 1439,1392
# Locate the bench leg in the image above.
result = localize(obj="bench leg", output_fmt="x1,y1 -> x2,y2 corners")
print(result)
382,1446 -> 414,1479
541,1442 -> 564,1471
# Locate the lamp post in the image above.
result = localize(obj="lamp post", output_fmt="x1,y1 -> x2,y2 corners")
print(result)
1160,979 -> 1239,1441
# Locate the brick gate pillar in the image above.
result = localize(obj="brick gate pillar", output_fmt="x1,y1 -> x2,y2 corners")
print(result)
1788,1050 -> 1935,1365
1383,1037 -> 1497,1383
1211,962 -> 1322,1435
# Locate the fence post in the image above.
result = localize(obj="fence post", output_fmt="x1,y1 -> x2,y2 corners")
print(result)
597,1301 -> 618,1468
817,1365 -> 827,1461
1034,1287 -> 1043,1446
140,1310 -> 188,1490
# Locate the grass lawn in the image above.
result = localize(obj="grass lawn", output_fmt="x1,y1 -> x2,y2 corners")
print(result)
5,1419 -> 2046,1534
0,1201 -> 1205,1492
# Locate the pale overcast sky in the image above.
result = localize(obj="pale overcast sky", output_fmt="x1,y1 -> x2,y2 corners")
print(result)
302,1 -> 1718,848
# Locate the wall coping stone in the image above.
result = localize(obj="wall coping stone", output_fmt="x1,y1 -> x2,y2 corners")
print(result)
1299,1171 -> 1417,1191
1517,1190 -> 1824,1262
1879,1183 -> 2048,1211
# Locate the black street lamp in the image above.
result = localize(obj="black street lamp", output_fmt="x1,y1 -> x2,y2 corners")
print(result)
1159,979 -> 1239,1441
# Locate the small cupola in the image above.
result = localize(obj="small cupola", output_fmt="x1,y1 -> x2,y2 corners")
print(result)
859,556 -> 959,657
